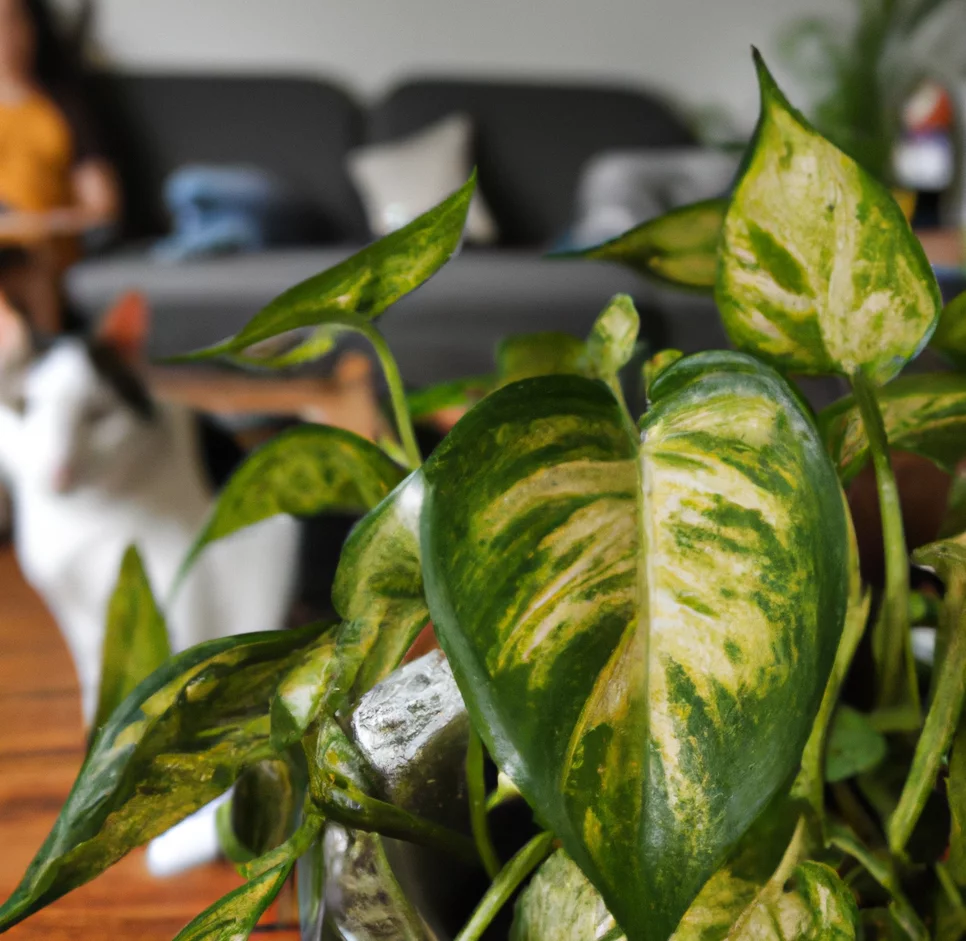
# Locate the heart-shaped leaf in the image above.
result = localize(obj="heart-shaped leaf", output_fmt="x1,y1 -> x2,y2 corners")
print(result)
513,792 -> 798,941
819,373 -> 966,484
172,860 -> 293,941
716,53 -> 940,385
421,353 -> 850,941
176,176 -> 475,360
571,199 -> 727,292
180,425 -> 405,578
931,290 -> 966,368
93,545 -> 171,733
0,624 -> 324,932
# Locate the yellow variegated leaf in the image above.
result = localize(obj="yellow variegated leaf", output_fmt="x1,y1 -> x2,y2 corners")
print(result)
819,373 -> 966,484
422,351 -> 850,941
716,53 -> 940,385
574,199 -> 727,292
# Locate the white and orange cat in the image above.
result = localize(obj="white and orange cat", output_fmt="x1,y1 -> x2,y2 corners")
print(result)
0,294 -> 300,726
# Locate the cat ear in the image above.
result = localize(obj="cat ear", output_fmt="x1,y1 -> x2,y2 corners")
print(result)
0,291 -> 32,369
96,291 -> 150,363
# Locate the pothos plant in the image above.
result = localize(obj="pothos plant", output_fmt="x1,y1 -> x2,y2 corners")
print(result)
4,50 -> 966,941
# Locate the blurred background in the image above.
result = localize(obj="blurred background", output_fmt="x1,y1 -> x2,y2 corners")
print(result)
2,1 -> 966,938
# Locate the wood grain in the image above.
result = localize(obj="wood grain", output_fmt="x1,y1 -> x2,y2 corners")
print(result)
0,547 -> 299,940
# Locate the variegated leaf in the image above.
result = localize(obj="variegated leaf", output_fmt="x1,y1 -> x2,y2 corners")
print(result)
643,349 -> 684,399
819,373 -> 966,484
175,176 -> 475,360
93,545 -> 171,734
330,471 -> 429,708
407,375 -> 493,421
172,861 -> 293,941
421,353 -> 850,941
0,625 -> 324,932
270,626 -> 339,749
584,294 -> 640,392
931,290 -> 966,369
734,862 -> 857,940
716,53 -> 940,385
180,425 -> 404,578
511,850 -> 623,941
574,199 -> 727,292
512,793 -> 798,941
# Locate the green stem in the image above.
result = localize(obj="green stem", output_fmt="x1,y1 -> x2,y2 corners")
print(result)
486,771 -> 522,812
850,370 -> 918,718
466,729 -> 501,879
454,832 -> 555,941
888,591 -> 966,855
361,323 -> 423,470
937,862 -> 965,910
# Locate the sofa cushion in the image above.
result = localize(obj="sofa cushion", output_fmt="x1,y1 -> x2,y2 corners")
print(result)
348,113 -> 498,243
367,78 -> 695,247
87,73 -> 369,242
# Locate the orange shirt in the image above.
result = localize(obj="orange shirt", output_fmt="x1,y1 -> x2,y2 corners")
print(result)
0,90 -> 73,212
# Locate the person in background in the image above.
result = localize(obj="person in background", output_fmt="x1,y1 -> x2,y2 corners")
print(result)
0,0 -> 119,333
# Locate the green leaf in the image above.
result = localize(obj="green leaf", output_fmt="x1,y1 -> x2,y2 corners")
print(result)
227,758 -> 298,861
512,797 -> 801,941
931,290 -> 966,369
819,373 -> 966,484
0,624 -> 323,932
511,850 -> 621,941
584,294 -> 640,392
421,352 -> 850,941
407,375 -> 494,420
716,52 -> 940,385
270,626 -> 339,750
171,861 -> 293,941
734,862 -> 858,940
573,199 -> 727,292
92,546 -> 171,733
329,471 -> 429,708
825,706 -> 887,783
496,332 -> 587,387
180,424 -> 405,578
177,175 -> 476,359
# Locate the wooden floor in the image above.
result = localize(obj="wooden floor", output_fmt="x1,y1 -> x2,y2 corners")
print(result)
0,547 -> 298,940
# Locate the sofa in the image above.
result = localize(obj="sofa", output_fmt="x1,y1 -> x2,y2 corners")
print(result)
66,73 -> 729,388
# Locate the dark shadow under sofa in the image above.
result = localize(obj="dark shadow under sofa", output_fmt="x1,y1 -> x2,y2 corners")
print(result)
66,72 -> 729,387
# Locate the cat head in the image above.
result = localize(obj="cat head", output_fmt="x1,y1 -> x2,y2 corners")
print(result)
0,292 -> 160,495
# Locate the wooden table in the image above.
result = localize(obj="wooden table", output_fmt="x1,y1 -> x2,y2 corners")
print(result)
0,548 -> 299,940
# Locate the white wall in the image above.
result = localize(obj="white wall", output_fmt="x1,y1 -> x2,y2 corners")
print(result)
75,0 -> 850,132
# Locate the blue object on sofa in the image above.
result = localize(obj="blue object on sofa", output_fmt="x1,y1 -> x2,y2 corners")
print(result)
153,164 -> 308,261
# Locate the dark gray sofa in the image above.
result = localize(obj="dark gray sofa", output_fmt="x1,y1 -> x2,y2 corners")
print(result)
66,73 -> 724,386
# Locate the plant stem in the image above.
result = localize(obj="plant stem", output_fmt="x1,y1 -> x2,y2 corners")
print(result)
466,729 -> 501,879
888,588 -> 966,855
850,370 -> 918,718
360,323 -> 423,470
454,831 -> 555,941
486,771 -> 522,812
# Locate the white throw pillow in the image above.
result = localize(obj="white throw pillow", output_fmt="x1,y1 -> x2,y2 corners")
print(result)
348,113 -> 498,243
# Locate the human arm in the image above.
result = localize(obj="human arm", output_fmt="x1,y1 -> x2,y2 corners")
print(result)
0,158 -> 120,244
